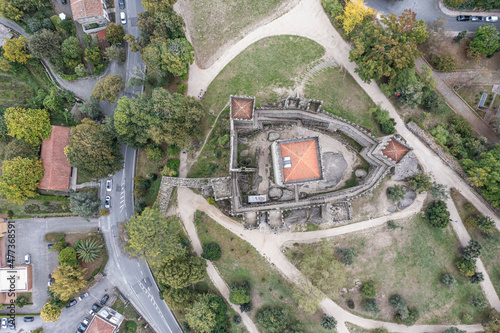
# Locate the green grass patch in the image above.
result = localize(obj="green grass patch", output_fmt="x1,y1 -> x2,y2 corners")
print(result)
203,35 -> 325,113
305,67 -> 379,136
193,211 -> 329,332
288,214 -> 489,325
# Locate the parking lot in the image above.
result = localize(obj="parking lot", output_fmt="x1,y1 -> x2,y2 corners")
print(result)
0,217 -> 99,332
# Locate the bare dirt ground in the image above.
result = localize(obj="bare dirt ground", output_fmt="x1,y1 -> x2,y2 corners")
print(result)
174,0 -> 300,68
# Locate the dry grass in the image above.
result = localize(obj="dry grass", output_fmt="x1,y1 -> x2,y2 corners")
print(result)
181,0 -> 298,67
287,214 -> 489,325
457,84 -> 500,111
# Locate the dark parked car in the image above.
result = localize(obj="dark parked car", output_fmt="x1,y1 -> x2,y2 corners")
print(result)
66,299 -> 77,308
23,317 -> 34,322
92,303 -> 102,312
456,15 -> 470,21
100,294 -> 109,306
48,243 -> 53,249
119,0 -> 125,9
8,320 -> 15,330
61,0 -> 67,4
471,16 -> 484,21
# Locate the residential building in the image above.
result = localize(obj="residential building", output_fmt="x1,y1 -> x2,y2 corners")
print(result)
70,0 -> 109,34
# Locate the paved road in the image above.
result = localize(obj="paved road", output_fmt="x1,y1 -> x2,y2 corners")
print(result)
365,0 -> 500,32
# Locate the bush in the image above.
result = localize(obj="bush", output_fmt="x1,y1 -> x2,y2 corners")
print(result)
256,306 -> 290,333
140,179 -> 151,190
461,239 -> 482,260
145,144 -> 164,162
167,145 -> 181,157
364,298 -> 380,313
441,273 -> 457,288
470,295 -> 488,309
124,320 -> 137,333
444,0 -> 468,7
229,288 -> 251,305
166,159 -> 180,171
371,105 -> 396,134
426,200 -> 450,228
240,302 -> 252,312
134,198 -> 147,214
464,215 -> 478,228
201,243 -> 221,261
207,197 -> 216,205
454,30 -> 468,43
232,315 -> 241,324
15,295 -> 30,308
161,166 -> 177,177
443,328 -> 466,333
321,315 -> 337,330
410,173 -> 433,193
387,185 -> 406,202
58,247 -> 78,266
147,173 -> 158,181
336,247 -> 357,265
347,299 -> 355,309
456,257 -> 476,277
470,272 -> 484,284
477,216 -> 495,234
361,282 -> 377,298
217,135 -> 229,147
432,54 -> 457,72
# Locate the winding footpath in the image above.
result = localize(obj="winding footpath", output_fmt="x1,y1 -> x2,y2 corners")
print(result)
177,0 -> 500,331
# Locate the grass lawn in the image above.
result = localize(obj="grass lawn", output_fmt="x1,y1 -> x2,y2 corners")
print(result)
135,148 -> 171,206
287,214 -> 489,325
188,110 -> 231,178
0,197 -> 72,217
203,35 -> 325,114
304,67 -> 380,136
112,298 -> 150,333
450,189 -> 500,296
193,211 -> 330,333
456,84 -> 500,111
185,0 -> 294,67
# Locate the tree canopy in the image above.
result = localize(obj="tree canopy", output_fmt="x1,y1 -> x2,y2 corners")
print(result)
91,74 -> 124,103
106,23 -> 125,45
256,306 -> 291,333
350,9 -> 428,82
142,37 -> 194,78
463,145 -> 500,207
426,200 -> 450,228
4,106 -> 51,145
40,303 -> 61,322
70,191 -> 101,220
470,24 -> 500,57
125,207 -> 187,267
339,0 -> 375,36
50,264 -> 87,301
61,36 -> 83,69
64,118 -> 123,179
185,293 -> 227,333
157,256 -> 206,289
28,29 -> 62,59
2,36 -> 31,64
0,157 -> 44,204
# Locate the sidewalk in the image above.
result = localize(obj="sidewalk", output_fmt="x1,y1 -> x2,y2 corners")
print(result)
438,1 -> 500,16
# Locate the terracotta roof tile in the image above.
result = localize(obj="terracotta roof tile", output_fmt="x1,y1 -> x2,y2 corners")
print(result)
231,96 -> 254,120
86,316 -> 116,333
382,138 -> 409,163
71,0 -> 104,21
97,28 -> 107,40
280,138 -> 321,183
39,126 -> 72,191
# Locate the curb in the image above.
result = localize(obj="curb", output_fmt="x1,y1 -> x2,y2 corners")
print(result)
438,0 -> 500,16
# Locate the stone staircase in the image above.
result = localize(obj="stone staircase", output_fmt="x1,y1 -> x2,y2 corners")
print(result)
300,57 -> 339,86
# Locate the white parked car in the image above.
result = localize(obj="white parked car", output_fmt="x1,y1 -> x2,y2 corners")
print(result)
24,253 -> 30,264
106,179 -> 112,192
105,196 -> 111,209
486,16 -> 498,22
1,318 -> 7,329
120,12 -> 126,24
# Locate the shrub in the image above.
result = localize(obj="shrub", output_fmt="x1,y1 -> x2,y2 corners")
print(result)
336,247 -> 357,265
443,328 -> 466,333
140,179 -> 151,190
321,315 -> 337,330
454,30 -> 468,43
426,200 -> 450,228
444,0 -> 467,7
145,144 -> 164,162
470,272 -> 484,284
347,299 -> 355,309
461,239 -> 482,260
58,247 -> 78,266
409,173 -> 433,193
364,298 -> 380,313
441,273 -> 457,288
124,320 -> 137,333
240,302 -> 252,312
166,159 -> 180,171
161,166 -> 177,177
201,243 -> 221,261
256,306 -> 290,333
229,288 -> 251,305
167,145 -> 181,157
15,295 -> 30,308
477,216 -> 494,234
134,198 -> 147,214
432,54 -> 457,72
387,185 -> 406,202
206,197 -> 216,205
456,258 -> 476,277
232,315 -> 241,324
371,105 -> 396,134
217,135 -> 229,147
470,295 -> 488,309
362,282 -> 377,298
464,215 -> 478,228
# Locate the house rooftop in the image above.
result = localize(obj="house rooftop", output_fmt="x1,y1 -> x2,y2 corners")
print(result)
86,315 -> 117,333
39,126 -> 72,191
230,96 -> 254,120
382,137 -> 409,163
70,0 -> 104,21
279,137 -> 322,183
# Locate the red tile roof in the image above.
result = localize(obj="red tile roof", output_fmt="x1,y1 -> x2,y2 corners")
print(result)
382,138 -> 409,163
86,316 -> 116,333
280,138 -> 321,183
231,96 -> 254,120
71,0 -> 104,21
39,126 -> 72,191
97,28 -> 107,40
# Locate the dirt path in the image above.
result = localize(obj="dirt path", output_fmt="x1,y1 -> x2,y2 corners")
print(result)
176,187 -> 485,333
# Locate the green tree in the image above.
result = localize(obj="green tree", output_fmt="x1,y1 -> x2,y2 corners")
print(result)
64,118 -> 123,179
470,24 -> 500,57
124,320 -> 137,333
293,284 -> 322,314
125,207 -> 187,267
69,191 -> 100,220
387,185 -> 406,202
142,38 -> 194,78
3,36 -> 31,64
485,310 -> 500,333
3,139 -> 39,160
350,9 -> 427,82
158,256 -> 207,289
40,302 -> 61,322
75,63 -> 87,77
15,295 -> 30,308
409,173 -> 433,192
322,0 -> 343,17
84,46 -> 104,67
461,239 -> 482,260
441,273 -> 457,288
456,258 -> 476,277
370,105 -> 396,134
79,96 -> 102,121
185,293 -> 227,333
388,68 -> 426,108
113,95 -> 152,147
426,200 -> 450,228
28,29 -> 62,59
300,241 -> 346,294
141,0 -> 176,14
61,36 -> 83,69
256,306 -> 291,333
75,238 -> 101,263
50,264 -> 87,301
361,282 -> 376,298
364,298 -> 380,313
163,287 -> 194,310
58,247 -> 79,266
91,74 -> 124,103
443,327 -> 467,333
106,45 -> 126,62
431,183 -> 449,201
106,23 -> 125,45
4,107 -> 51,145
0,157 -> 44,204
463,145 -> 500,207
145,144 -> 164,162
477,215 -> 495,234
229,288 -> 251,305
43,88 -> 66,117
432,54 -> 457,72
153,10 -> 185,40
470,272 -> 484,284
321,315 -> 337,330
201,243 -> 221,261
